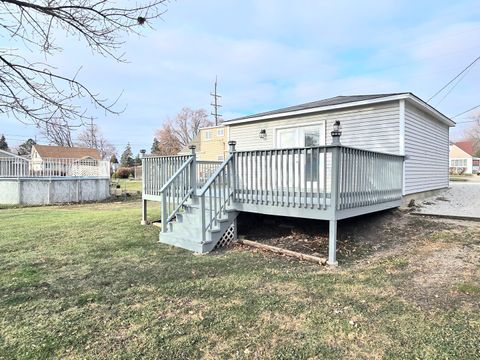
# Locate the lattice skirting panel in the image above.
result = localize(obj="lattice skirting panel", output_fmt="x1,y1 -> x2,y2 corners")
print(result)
215,219 -> 237,249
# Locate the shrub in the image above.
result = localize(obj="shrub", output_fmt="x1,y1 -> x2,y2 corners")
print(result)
116,167 -> 133,179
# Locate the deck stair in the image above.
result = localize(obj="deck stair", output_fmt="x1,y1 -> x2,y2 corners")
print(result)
159,198 -> 239,252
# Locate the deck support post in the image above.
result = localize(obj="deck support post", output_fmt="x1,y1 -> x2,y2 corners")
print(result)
140,150 -> 148,225
141,198 -> 148,225
328,121 -> 341,266
327,219 -> 338,266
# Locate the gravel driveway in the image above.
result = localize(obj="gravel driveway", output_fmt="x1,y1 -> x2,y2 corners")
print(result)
415,183 -> 480,219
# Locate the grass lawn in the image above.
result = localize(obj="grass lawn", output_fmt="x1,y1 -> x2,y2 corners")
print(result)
112,179 -> 142,193
0,202 -> 479,359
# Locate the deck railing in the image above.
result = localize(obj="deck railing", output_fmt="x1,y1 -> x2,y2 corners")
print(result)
233,147 -> 334,209
338,147 -> 403,210
232,146 -> 403,211
160,157 -> 196,232
142,143 -> 404,229
0,157 -> 110,178
197,160 -> 222,188
142,154 -> 192,197
198,154 -> 235,241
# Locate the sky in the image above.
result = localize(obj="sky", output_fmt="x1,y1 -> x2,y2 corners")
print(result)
2,0 -> 480,154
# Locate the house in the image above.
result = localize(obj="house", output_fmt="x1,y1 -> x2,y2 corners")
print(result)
180,125 -> 229,161
449,141 -> 480,175
31,145 -> 102,176
141,92 -> 455,265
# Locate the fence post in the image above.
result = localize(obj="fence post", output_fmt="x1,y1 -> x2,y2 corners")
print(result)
189,145 -> 197,194
328,121 -> 342,266
228,141 -> 236,201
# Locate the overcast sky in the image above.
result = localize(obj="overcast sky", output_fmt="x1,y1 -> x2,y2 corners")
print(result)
3,0 -> 480,154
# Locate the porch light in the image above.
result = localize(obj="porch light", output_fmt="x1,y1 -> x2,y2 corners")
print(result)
332,121 -> 342,137
331,121 -> 342,145
259,129 -> 267,139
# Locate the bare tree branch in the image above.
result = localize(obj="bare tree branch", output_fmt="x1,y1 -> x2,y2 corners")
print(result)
0,0 -> 167,129
154,107 -> 212,155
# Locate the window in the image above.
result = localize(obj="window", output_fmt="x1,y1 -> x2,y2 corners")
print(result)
450,159 -> 467,167
204,131 -> 212,140
217,128 -> 224,136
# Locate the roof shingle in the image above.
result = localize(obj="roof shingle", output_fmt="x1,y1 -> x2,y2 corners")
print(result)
227,93 -> 408,122
33,145 -> 101,160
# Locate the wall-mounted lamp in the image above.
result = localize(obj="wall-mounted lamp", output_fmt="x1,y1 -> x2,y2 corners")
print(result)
259,129 -> 267,139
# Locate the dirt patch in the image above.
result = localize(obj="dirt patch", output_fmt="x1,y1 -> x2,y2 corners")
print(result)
236,210 -> 453,262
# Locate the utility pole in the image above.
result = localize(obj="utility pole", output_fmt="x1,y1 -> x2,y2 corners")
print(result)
89,118 -> 96,148
210,76 -> 222,126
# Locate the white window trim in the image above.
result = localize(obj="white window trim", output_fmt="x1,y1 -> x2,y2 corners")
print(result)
217,128 -> 224,136
204,131 -> 212,140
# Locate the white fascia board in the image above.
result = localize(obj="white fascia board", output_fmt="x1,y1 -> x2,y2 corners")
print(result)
225,93 -> 456,128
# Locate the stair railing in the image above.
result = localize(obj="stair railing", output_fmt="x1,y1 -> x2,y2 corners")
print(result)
198,141 -> 237,243
160,145 -> 197,232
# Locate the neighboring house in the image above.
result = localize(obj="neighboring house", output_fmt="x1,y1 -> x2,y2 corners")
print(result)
449,141 -> 480,174
181,125 -> 228,161
142,92 -> 455,264
31,145 -> 102,175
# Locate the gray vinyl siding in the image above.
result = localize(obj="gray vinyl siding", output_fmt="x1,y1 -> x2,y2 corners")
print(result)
228,102 -> 400,154
404,103 -> 449,194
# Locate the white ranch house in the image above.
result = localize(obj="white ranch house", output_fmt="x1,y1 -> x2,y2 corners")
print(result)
142,93 -> 455,265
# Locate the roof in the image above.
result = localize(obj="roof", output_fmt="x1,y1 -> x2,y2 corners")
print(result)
0,149 -> 28,160
33,145 -> 101,160
454,140 -> 478,157
226,92 -> 455,127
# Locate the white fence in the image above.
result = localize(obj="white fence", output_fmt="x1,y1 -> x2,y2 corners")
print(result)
0,157 -> 110,178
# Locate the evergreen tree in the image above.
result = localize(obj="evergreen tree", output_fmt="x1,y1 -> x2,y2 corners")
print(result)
17,138 -> 36,156
134,154 -> 142,166
0,134 -> 9,151
151,138 -> 160,154
110,154 -> 118,164
120,143 -> 134,167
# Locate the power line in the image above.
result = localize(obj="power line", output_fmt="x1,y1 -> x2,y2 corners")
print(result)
427,55 -> 480,102
452,104 -> 480,118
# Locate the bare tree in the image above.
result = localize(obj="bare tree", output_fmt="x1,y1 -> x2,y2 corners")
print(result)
154,121 -> 182,156
40,118 -> 74,146
154,108 -> 212,155
76,122 -> 116,159
464,112 -> 480,156
0,0 -> 167,129
171,108 -> 212,147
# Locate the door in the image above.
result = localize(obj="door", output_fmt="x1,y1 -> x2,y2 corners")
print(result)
276,123 -> 325,191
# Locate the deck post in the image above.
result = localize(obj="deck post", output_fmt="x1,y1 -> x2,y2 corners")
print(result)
141,199 -> 148,225
228,141 -> 236,201
328,121 -> 342,266
140,149 -> 148,225
328,219 -> 338,266
189,145 -> 197,195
